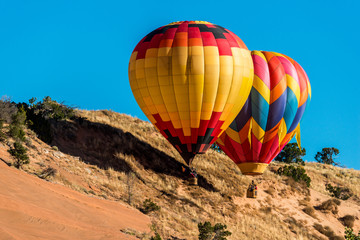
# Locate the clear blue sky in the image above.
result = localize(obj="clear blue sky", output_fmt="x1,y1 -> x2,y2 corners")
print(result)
1,0 -> 359,169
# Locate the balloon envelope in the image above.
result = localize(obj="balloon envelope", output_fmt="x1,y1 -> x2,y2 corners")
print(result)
216,51 -> 311,174
129,21 -> 253,165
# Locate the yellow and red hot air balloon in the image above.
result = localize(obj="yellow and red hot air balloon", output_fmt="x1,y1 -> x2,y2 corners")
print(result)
129,21 -> 254,165
216,51 -> 311,175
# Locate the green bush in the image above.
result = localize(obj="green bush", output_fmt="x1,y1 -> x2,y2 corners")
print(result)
276,165 -> 311,187
24,96 -> 75,143
325,183 -> 352,200
141,199 -> 160,214
9,106 -> 27,142
31,96 -> 74,120
8,142 -> 29,168
275,143 -> 306,165
198,221 -> 231,240
150,232 -> 162,240
345,228 -> 360,240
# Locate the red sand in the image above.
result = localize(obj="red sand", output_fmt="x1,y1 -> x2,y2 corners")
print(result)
0,158 -> 150,240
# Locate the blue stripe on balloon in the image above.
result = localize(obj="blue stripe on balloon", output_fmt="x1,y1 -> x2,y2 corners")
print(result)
230,97 -> 252,131
288,102 -> 306,132
251,88 -> 269,131
265,90 -> 287,131
283,88 -> 298,131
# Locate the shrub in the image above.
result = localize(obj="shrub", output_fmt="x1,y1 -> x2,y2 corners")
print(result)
313,223 -> 339,239
38,167 -> 57,180
303,206 -> 317,219
275,143 -> 306,165
141,199 -> 160,214
276,165 -> 311,187
9,105 -> 27,142
316,199 -> 341,214
198,221 -> 231,240
345,228 -> 360,240
150,232 -> 162,240
326,183 -> 352,200
8,142 -> 29,168
32,96 -> 74,120
24,96 -> 75,143
339,215 -> 356,228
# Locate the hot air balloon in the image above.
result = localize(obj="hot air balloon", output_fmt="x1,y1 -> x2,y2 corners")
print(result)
216,51 -> 311,175
128,21 -> 254,165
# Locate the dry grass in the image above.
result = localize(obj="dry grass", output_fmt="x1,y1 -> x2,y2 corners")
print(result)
315,199 -> 341,215
313,223 -> 343,240
303,206 -> 318,219
339,215 -> 356,228
305,162 -> 360,201
7,109 -> 359,240
265,187 -> 276,197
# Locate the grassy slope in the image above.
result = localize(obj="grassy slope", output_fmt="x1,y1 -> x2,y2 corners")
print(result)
4,109 -> 360,240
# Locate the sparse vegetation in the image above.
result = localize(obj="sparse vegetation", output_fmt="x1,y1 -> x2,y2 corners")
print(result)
9,105 -> 27,142
38,167 -> 57,180
141,199 -> 161,214
8,141 -> 29,168
315,199 -> 341,214
313,223 -> 342,239
315,147 -> 340,166
276,165 -> 311,187
198,221 -> 231,240
29,96 -> 75,121
345,227 -> 360,240
275,143 -> 306,165
0,120 -> 6,142
326,183 -> 352,200
150,232 -> 162,240
22,96 -> 75,143
126,172 -> 135,205
1,108 -> 358,240
302,205 -> 317,219
339,215 -> 356,228
0,96 -> 17,123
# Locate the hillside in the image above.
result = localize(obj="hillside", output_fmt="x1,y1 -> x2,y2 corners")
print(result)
1,109 -> 359,240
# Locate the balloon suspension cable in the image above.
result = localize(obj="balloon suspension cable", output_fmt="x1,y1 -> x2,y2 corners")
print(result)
180,152 -> 196,166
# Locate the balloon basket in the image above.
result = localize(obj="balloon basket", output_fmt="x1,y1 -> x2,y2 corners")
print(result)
246,189 -> 257,198
188,177 -> 198,186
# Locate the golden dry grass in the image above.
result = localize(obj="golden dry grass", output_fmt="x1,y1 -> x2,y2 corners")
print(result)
5,109 -> 359,240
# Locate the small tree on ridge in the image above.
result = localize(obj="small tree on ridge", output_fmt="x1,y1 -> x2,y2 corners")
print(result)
315,147 -> 340,166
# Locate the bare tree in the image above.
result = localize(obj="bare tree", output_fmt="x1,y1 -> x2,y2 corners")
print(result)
0,96 -> 17,123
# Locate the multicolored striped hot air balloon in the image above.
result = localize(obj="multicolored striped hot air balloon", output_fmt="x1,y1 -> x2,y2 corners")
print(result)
129,21 -> 254,165
216,51 -> 311,175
